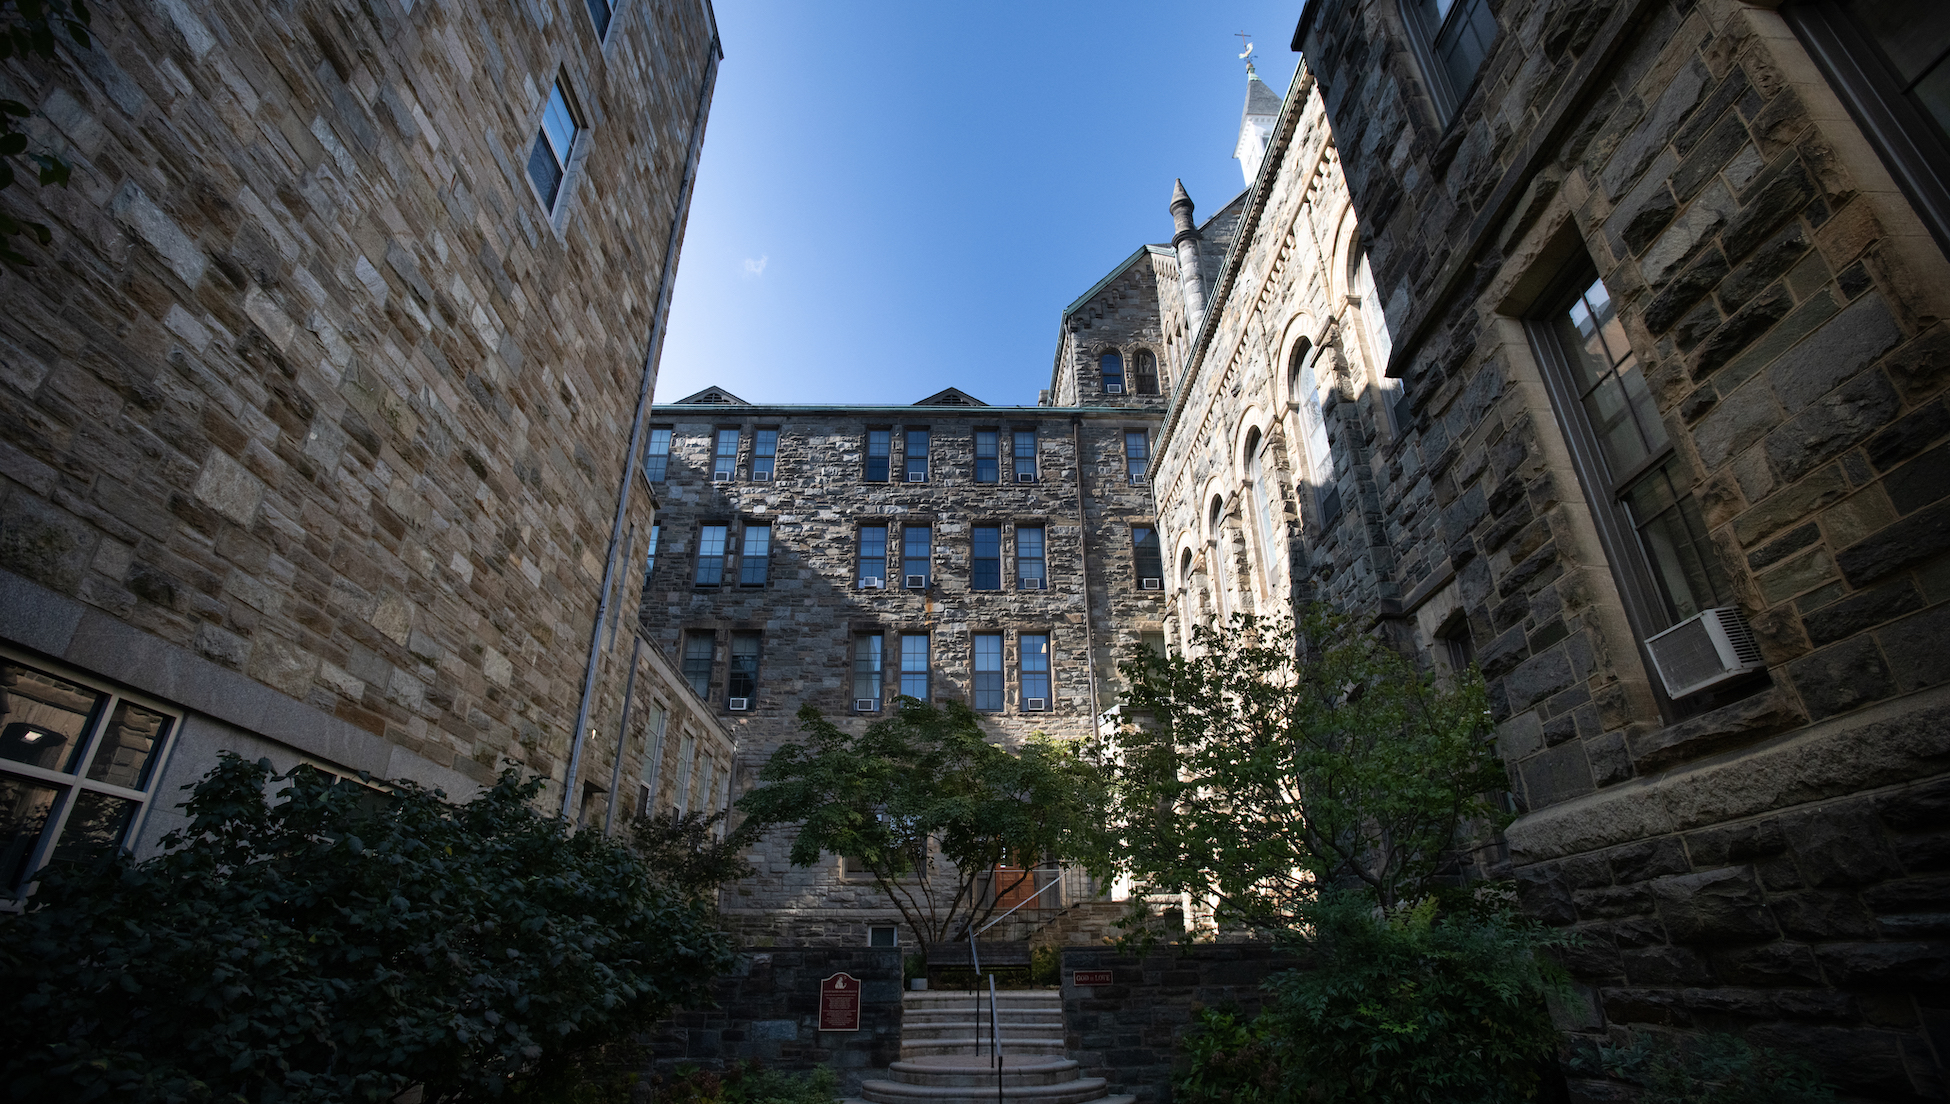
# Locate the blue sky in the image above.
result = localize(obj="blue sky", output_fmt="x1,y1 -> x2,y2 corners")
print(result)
654,1 -> 1305,408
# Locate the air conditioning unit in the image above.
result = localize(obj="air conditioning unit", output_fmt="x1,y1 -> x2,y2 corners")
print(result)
860,577 -> 885,589
1021,577 -> 1045,590
752,470 -> 773,482
1644,607 -> 1766,699
904,574 -> 928,589
1024,698 -> 1048,712
712,470 -> 732,482
1105,383 -> 1124,394
906,471 -> 927,482
1016,473 -> 1036,483
1129,473 -> 1147,486
1140,578 -> 1162,591
854,698 -> 880,712
727,698 -> 750,711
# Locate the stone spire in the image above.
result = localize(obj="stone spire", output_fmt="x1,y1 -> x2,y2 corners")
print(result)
1170,179 -> 1207,335
1234,62 -> 1283,186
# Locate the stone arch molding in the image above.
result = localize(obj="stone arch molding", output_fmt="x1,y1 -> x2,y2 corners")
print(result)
1232,404 -> 1271,482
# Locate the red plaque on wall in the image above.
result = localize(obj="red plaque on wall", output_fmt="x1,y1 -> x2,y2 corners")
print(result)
1072,970 -> 1114,986
819,972 -> 862,1031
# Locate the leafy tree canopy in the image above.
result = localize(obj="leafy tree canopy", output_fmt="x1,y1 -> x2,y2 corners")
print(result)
0,753 -> 735,1103
1111,606 -> 1508,924
736,699 -> 1111,945
2,0 -> 91,265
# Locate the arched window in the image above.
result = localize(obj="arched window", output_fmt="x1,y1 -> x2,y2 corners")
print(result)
1208,495 -> 1230,621
1134,350 -> 1160,395
1245,429 -> 1280,594
1353,250 -> 1407,429
1290,340 -> 1331,487
1179,547 -> 1197,642
1100,351 -> 1126,394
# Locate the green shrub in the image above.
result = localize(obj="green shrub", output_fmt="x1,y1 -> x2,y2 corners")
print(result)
0,754 -> 734,1103
1174,894 -> 1569,1104
1571,1032 -> 1837,1103
652,1062 -> 839,1104
1030,943 -> 1060,986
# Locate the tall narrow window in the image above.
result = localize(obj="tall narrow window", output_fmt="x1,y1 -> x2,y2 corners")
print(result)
1013,430 -> 1037,482
1124,430 -> 1149,484
644,524 -> 660,582
902,525 -> 932,588
866,430 -> 891,482
1100,352 -> 1126,394
858,526 -> 887,587
752,429 -> 778,480
1354,252 -> 1406,429
527,81 -> 580,210
975,430 -> 1000,483
1140,631 -> 1167,658
1404,0 -> 1498,119
1019,633 -> 1050,709
695,524 -> 729,586
739,523 -> 771,586
712,429 -> 740,480
584,0 -> 611,38
853,634 -> 884,707
682,634 -> 714,698
971,525 -> 1001,590
1133,526 -> 1164,586
905,429 -> 930,482
645,427 -> 672,482
973,633 -> 1004,711
728,633 -> 761,705
1017,525 -> 1046,589
674,733 -> 695,815
899,634 -> 930,701
1531,267 -> 1732,638
1247,435 -> 1281,590
1134,350 -> 1160,395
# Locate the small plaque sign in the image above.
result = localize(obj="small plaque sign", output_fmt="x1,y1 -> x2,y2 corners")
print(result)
1072,970 -> 1114,987
818,972 -> 862,1031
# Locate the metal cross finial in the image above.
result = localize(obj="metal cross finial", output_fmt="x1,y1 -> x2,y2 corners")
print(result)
1236,32 -> 1254,61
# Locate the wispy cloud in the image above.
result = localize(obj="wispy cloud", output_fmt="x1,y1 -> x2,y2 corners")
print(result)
742,254 -> 769,278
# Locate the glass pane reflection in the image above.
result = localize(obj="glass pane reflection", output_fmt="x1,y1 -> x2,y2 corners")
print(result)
0,776 -> 59,889
87,700 -> 172,791
0,661 -> 104,773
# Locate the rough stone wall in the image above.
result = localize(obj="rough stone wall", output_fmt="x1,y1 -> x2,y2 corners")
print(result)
1052,251 -> 1171,412
1291,0 -> 1950,1094
1059,943 -> 1302,1104
0,0 -> 720,815
639,400 -> 1161,944
640,946 -> 903,1097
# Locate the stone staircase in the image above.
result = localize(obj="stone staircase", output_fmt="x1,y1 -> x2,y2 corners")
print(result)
844,990 -> 1131,1104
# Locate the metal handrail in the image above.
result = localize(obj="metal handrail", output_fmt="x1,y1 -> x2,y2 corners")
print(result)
965,862 -> 1063,1102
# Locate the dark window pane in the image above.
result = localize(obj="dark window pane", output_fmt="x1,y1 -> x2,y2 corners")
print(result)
682,635 -> 714,697
1013,431 -> 1036,478
728,634 -> 761,701
1018,527 -> 1046,587
752,429 -> 777,478
1134,351 -> 1159,395
1,662 -> 104,773
852,636 -> 883,702
974,633 -> 1004,711
584,0 -> 611,37
1020,634 -> 1050,701
740,524 -> 771,586
86,700 -> 172,791
645,428 -> 672,482
859,526 -> 887,585
905,430 -> 929,481
1133,527 -> 1164,580
47,789 -> 136,873
1100,352 -> 1124,391
866,430 -> 890,481
527,133 -> 563,208
975,431 -> 999,483
0,776 -> 59,890
900,634 -> 929,701
1624,461 -> 1729,622
696,525 -> 728,586
903,526 -> 931,584
972,526 -> 1001,590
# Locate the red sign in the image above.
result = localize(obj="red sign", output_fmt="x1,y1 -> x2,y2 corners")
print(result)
1072,970 -> 1114,987
819,972 -> 862,1031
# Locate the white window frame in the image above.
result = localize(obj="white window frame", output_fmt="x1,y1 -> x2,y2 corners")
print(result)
525,76 -> 592,233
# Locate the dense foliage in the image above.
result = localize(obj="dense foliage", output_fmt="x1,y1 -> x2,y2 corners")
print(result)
1571,1032 -> 1837,1104
650,1062 -> 839,1104
2,0 -> 91,264
0,754 -> 735,1103
629,808 -> 759,903
1112,607 -> 1507,924
736,699 -> 1110,944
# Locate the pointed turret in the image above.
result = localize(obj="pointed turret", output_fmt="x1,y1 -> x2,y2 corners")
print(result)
1234,62 -> 1283,186
1169,180 -> 1207,335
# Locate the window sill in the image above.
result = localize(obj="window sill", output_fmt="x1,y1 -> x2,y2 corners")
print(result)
1621,682 -> 1801,777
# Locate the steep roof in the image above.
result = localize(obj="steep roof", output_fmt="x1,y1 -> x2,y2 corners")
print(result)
1242,64 -> 1283,122
912,387 -> 987,407
672,385 -> 749,405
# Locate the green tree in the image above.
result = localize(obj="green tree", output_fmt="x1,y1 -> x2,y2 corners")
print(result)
1111,606 -> 1507,925
736,699 -> 1110,945
2,0 -> 91,265
629,807 -> 760,903
0,753 -> 736,1103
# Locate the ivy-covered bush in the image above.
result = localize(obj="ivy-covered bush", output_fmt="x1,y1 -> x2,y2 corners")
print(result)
0,754 -> 735,1103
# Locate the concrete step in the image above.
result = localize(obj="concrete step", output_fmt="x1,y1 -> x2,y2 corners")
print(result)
860,1076 -> 1114,1104
887,1056 -> 1080,1088
901,1021 -> 1065,1037
900,1038 -> 1066,1059
844,1098 -> 1131,1104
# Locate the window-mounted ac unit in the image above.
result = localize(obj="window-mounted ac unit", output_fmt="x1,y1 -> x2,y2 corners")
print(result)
906,472 -> 927,482
1016,473 -> 1036,483
1024,698 -> 1048,712
752,471 -> 773,482
1129,473 -> 1147,486
905,574 -> 928,589
1021,578 -> 1045,590
860,577 -> 885,589
1140,578 -> 1162,591
712,470 -> 733,482
727,698 -> 750,711
1644,606 -> 1766,699
1105,383 -> 1124,394
855,698 -> 880,712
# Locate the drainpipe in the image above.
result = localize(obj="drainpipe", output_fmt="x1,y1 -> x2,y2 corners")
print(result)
561,36 -> 720,820
1071,417 -> 1101,741
601,633 -> 643,837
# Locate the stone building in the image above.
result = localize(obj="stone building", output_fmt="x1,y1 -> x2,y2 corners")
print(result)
0,0 -> 733,889
1133,1 -> 1950,1095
